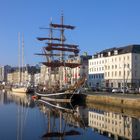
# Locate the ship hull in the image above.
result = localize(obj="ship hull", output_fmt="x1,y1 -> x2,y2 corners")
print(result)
12,87 -> 28,93
34,90 -> 86,104
12,86 -> 35,93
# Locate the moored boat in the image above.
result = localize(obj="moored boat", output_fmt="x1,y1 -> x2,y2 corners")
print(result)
12,86 -> 29,93
34,13 -> 86,103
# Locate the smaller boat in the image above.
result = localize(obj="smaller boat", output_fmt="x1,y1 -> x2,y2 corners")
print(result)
12,82 -> 34,93
12,85 -> 29,93
11,33 -> 34,94
12,86 -> 28,93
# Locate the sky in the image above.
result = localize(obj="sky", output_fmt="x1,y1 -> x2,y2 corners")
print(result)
0,0 -> 140,66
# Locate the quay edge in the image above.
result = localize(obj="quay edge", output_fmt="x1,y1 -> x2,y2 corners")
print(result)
85,92 -> 140,110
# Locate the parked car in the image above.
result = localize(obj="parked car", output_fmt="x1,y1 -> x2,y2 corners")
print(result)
101,87 -> 112,92
112,88 -> 121,93
120,87 -> 128,93
127,88 -> 136,94
91,87 -> 100,91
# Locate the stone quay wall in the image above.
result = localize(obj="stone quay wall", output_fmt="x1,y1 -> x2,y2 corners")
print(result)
86,93 -> 140,110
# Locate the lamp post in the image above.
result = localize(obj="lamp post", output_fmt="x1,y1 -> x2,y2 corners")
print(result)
123,64 -> 126,94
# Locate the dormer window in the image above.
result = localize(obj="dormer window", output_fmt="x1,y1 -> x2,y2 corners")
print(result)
108,52 -> 111,56
114,50 -> 118,55
101,53 -> 103,57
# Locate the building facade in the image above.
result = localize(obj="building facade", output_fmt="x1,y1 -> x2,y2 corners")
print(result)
88,45 -> 140,88
63,54 -> 92,86
0,65 -> 11,82
39,53 -> 91,88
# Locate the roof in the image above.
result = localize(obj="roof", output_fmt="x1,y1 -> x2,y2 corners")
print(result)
96,44 -> 140,57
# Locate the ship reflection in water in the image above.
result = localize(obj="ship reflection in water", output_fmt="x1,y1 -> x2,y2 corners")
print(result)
0,90 -> 140,140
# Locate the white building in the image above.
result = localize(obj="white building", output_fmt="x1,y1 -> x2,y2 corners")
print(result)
88,45 -> 140,88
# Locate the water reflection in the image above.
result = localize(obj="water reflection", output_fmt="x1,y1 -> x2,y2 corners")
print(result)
0,90 -> 35,107
35,99 -> 88,139
0,90 -> 140,140
0,90 -> 43,140
88,104 -> 140,140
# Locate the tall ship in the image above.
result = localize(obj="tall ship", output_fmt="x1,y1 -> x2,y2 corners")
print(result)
35,13 -> 86,103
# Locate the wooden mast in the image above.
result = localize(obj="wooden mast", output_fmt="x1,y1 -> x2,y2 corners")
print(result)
36,13 -> 80,91
60,12 -> 64,89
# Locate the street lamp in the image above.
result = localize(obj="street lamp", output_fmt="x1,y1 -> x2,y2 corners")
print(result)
123,64 -> 126,94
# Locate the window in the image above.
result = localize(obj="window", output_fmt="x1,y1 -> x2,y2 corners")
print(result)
96,75 -> 98,78
135,55 -> 137,60
124,56 -> 125,60
119,71 -> 121,76
115,71 -> 117,76
119,57 -> 121,61
127,71 -> 129,76
112,72 -> 113,77
108,72 -> 110,77
127,64 -> 129,68
127,56 -> 129,60
135,71 -> 137,77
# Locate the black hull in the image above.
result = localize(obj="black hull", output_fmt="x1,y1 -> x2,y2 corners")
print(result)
35,91 -> 86,105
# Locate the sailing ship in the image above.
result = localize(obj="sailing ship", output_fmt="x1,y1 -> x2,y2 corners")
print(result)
12,33 -> 32,93
35,13 -> 86,103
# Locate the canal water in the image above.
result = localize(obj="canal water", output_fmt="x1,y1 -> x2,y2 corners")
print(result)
0,90 -> 140,140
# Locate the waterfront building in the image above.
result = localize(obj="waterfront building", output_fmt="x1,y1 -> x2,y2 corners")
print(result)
40,65 -> 59,87
34,73 -> 41,86
63,53 -> 92,86
40,53 -> 91,87
7,65 -> 39,85
7,71 -> 28,84
88,44 -> 140,88
0,65 -> 11,82
88,109 -> 140,140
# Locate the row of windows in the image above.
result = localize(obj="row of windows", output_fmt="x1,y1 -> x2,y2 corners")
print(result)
89,67 -> 104,72
105,70 -> 137,77
89,74 -> 104,79
105,64 -> 130,70
89,56 -> 131,66
89,121 -> 126,135
89,64 -> 130,73
89,113 -> 122,120
90,119 -> 121,126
